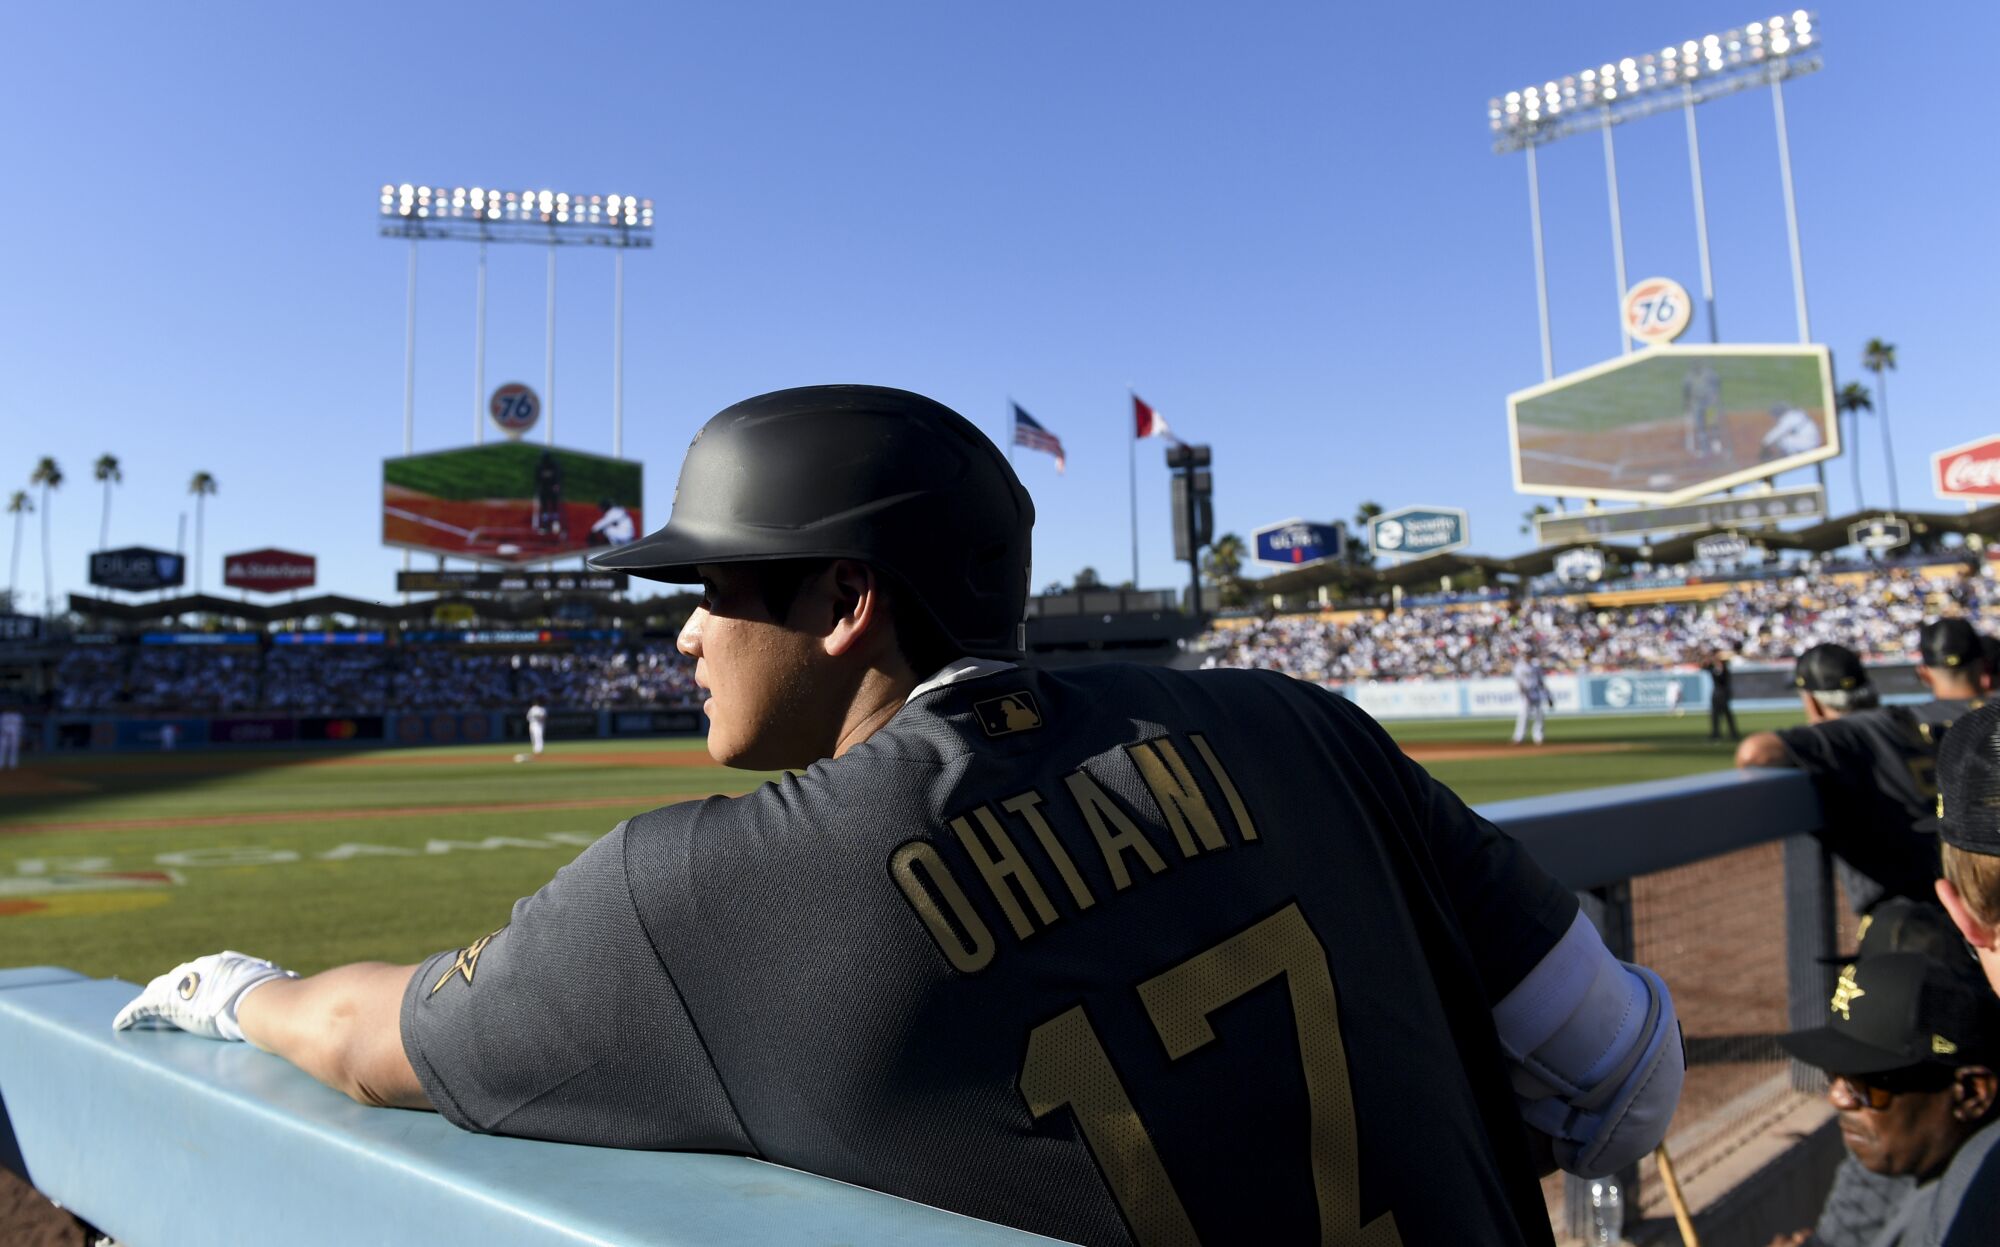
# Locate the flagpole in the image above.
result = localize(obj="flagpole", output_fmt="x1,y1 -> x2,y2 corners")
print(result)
1007,399 -> 1016,467
1128,390 -> 1139,589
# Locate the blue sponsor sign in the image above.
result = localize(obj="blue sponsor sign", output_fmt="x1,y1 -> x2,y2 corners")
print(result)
1369,507 -> 1470,558
89,546 -> 186,592
1583,672 -> 1707,712
1252,519 -> 1343,567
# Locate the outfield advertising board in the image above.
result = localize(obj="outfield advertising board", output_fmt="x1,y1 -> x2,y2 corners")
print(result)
1508,344 -> 1837,503
89,547 -> 185,592
1369,507 -> 1469,558
384,443 -> 642,567
1932,435 -> 2000,503
223,548 -> 316,594
1586,673 -> 1704,712
1534,484 -> 1825,545
1252,519 -> 1342,567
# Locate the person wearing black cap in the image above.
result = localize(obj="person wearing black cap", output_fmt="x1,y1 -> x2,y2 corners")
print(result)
1737,643 -> 1941,914
1914,618 -> 1986,732
1934,700 -> 2000,1002
1776,952 -> 2000,1246
104,385 -> 1687,1245
1795,899 -> 1967,1247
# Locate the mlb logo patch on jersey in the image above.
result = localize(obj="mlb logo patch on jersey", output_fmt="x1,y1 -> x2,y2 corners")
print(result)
974,691 -> 1044,737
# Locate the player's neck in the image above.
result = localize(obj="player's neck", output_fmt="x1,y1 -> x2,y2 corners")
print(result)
831,661 -> 921,760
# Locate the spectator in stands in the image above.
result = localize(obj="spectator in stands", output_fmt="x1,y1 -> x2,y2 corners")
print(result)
1772,951 -> 2000,1246
1934,703 -> 2000,1002
1914,619 -> 1986,731
1707,651 -> 1740,741
1790,899 -> 1966,1247
1736,644 -> 1940,915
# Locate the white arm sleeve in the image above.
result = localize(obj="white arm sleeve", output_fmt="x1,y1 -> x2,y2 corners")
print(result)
1491,910 -> 1684,1179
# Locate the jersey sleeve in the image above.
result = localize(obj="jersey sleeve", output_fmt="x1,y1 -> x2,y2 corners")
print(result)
400,821 -> 748,1152
1323,687 -> 1578,1000
1776,719 -> 1860,777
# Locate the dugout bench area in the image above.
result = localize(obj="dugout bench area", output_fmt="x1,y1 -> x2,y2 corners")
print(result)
2,768 -> 1846,1245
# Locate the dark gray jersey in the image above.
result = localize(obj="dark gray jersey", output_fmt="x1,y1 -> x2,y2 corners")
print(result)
1910,697 -> 1979,735
403,663 -> 1575,1246
1778,706 -> 1941,912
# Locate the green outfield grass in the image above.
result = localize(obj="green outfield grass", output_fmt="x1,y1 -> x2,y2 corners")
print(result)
0,710 -> 1799,982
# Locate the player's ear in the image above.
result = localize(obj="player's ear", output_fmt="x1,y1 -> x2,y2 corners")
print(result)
1937,877 -> 1998,951
1956,1066 -> 1999,1121
819,559 -> 883,659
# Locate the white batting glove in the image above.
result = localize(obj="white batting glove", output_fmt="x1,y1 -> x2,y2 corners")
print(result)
112,950 -> 299,1041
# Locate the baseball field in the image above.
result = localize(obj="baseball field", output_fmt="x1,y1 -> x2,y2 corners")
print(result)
0,710 -> 1796,982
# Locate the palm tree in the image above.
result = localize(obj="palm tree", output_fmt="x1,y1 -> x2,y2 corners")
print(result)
188,471 -> 218,593
1836,382 -> 1873,511
1203,532 -> 1247,606
1351,500 -> 1383,567
1520,504 -> 1551,537
29,458 -> 61,615
93,453 -> 122,548
1863,339 -> 1899,511
5,490 -> 30,608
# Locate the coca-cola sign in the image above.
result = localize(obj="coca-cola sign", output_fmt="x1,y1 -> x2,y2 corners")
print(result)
1933,436 -> 2000,501
223,548 -> 316,594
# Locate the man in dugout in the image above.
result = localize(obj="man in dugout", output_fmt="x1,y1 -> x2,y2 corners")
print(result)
1779,898 -> 1968,1247
1737,644 -> 1941,915
1771,949 -> 2000,1246
1912,618 -> 1985,731
1934,701 -> 2000,1004
110,386 -> 1683,1245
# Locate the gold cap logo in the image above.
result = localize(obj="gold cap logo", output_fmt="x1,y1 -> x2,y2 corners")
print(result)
1934,1034 -> 1960,1056
1831,964 -> 1866,1021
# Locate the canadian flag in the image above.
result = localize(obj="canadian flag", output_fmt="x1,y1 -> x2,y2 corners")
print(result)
1133,394 -> 1173,441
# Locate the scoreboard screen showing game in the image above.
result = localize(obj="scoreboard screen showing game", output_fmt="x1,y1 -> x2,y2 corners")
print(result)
383,442 -> 643,567
1506,345 -> 1837,503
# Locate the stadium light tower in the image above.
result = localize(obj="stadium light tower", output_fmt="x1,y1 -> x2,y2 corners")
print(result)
1489,13 -> 1823,374
378,186 -> 655,457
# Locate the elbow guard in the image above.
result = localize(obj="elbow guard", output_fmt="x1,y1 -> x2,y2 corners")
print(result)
1492,911 -> 1684,1179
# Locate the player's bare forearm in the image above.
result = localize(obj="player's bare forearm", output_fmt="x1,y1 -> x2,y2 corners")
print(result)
236,963 -> 432,1110
1735,732 -> 1789,768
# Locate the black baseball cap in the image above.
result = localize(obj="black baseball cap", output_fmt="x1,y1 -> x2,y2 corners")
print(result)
1937,700 -> 2000,855
1920,619 -> 1983,670
1780,952 -> 2000,1075
1982,635 -> 2000,676
1821,897 -> 1962,966
1795,643 -> 1868,693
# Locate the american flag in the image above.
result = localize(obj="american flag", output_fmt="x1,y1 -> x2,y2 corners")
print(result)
1012,404 -> 1065,473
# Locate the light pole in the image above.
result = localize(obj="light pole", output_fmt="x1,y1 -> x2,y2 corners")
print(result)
379,185 -> 653,456
1489,12 -> 1823,361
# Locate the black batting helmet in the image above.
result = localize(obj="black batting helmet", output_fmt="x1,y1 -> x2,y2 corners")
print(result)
590,385 -> 1035,658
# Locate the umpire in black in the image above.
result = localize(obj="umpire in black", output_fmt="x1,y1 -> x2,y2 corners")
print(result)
113,386 -> 1684,1246
1707,651 -> 1740,741
1738,643 -> 1942,915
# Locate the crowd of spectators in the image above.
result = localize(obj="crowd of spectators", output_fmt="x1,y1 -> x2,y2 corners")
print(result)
124,649 -> 262,712
262,648 -> 393,715
50,643 -> 702,714
513,643 -> 703,708
1199,565 -> 1998,684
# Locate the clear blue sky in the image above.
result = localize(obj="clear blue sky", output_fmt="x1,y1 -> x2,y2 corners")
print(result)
3,1 -> 1993,609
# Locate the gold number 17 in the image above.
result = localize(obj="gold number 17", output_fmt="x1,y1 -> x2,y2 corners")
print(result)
1019,902 -> 1402,1246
